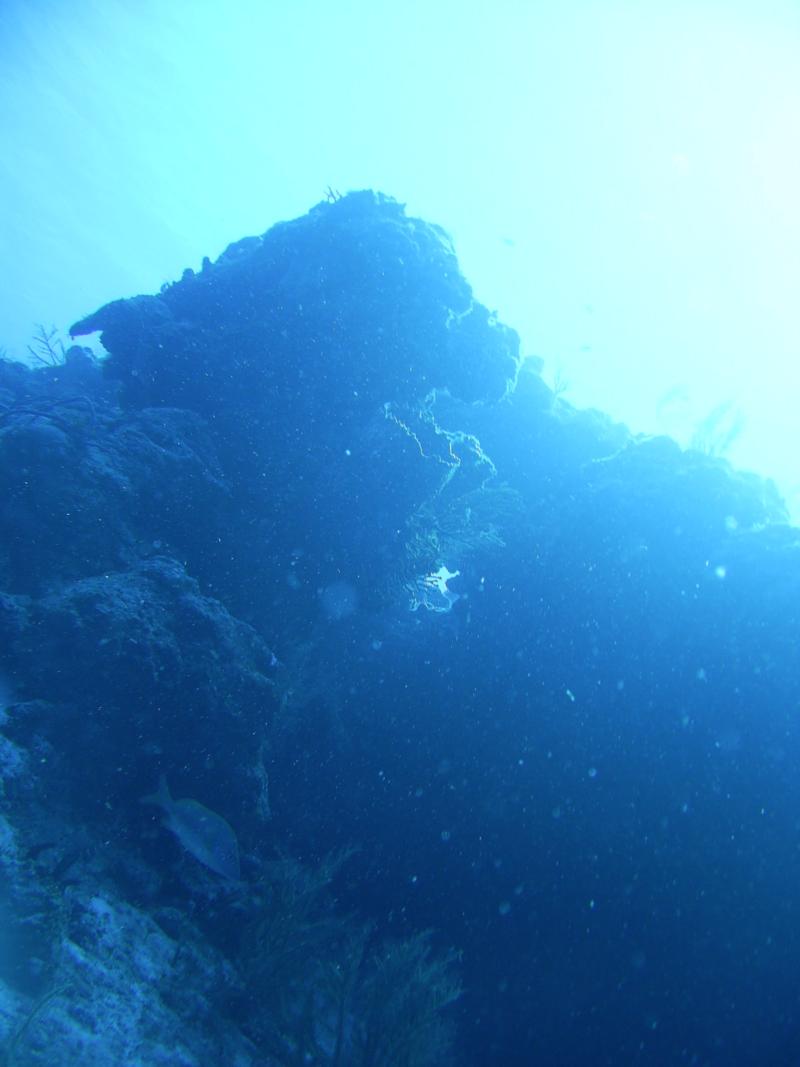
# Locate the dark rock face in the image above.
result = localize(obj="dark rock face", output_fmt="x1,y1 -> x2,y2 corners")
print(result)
0,351 -> 227,595
1,191 -> 798,1065
71,190 -> 519,416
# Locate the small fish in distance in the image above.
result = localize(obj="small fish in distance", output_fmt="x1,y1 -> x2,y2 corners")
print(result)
141,775 -> 241,881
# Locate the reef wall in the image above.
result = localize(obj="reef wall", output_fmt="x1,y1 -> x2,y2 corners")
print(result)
1,190 -> 799,1065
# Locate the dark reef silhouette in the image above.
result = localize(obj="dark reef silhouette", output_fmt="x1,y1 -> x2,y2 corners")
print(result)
1,191 -> 799,1065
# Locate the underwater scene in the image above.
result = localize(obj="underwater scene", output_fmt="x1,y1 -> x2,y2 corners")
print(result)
3,4 -> 800,1066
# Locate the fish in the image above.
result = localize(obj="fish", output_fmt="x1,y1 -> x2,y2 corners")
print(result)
141,775 -> 241,881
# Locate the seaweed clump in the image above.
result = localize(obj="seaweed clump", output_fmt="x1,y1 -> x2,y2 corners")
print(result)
238,852 -> 461,1066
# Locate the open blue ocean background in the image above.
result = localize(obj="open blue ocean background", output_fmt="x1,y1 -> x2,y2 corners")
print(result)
2,4 -> 800,1065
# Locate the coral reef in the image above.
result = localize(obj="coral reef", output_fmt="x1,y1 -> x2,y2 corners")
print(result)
1,191 -> 799,1065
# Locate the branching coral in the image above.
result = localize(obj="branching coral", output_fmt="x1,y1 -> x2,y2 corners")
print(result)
238,853 -> 461,1066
